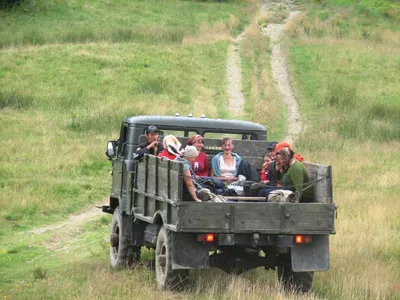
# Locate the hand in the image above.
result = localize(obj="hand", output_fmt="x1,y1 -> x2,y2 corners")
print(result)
194,198 -> 202,202
225,176 -> 237,182
148,141 -> 158,149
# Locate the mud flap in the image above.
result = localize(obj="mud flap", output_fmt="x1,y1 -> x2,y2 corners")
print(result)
291,235 -> 329,272
171,232 -> 212,270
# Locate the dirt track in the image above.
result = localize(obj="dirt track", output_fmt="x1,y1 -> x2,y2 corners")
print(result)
228,0 -> 303,145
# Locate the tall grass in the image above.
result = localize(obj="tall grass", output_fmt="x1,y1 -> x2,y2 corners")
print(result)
288,40 -> 400,142
283,1 -> 400,298
293,0 -> 400,42
0,0 -> 251,48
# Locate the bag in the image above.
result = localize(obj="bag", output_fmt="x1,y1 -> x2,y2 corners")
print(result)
249,182 -> 272,196
197,188 -> 226,203
242,181 -> 257,196
268,190 -> 297,203
197,177 -> 225,193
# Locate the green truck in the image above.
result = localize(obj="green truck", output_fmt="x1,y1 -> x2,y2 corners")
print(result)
103,115 -> 336,292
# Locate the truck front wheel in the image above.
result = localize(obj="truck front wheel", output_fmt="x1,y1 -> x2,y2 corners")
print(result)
110,206 -> 141,268
155,226 -> 189,290
277,255 -> 313,293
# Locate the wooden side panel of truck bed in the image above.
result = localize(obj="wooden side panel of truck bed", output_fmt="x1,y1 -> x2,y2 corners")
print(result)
176,202 -> 335,234
131,155 -> 335,235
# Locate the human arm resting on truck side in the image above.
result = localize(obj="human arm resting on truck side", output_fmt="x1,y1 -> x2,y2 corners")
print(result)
183,169 -> 201,202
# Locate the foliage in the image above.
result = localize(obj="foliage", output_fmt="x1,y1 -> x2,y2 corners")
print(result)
0,0 -> 23,9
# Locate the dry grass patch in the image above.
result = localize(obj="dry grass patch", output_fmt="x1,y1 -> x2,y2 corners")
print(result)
183,22 -> 230,45
256,11 -> 273,27
297,138 -> 400,299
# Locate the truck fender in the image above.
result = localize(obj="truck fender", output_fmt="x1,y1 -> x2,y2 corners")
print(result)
171,232 -> 213,270
291,235 -> 329,272
152,210 -> 167,225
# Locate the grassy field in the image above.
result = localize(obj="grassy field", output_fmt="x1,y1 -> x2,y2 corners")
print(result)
1,0 -> 400,299
286,0 -> 400,298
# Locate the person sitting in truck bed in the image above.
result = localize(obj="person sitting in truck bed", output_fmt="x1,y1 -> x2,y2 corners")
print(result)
210,137 -> 242,182
187,134 -> 209,177
158,135 -> 181,160
175,145 -> 202,202
268,142 -> 305,186
134,125 -> 163,159
260,153 -> 273,184
258,147 -> 312,202
276,147 -> 311,202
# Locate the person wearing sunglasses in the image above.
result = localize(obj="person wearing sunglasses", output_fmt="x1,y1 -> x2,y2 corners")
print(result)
187,134 -> 209,177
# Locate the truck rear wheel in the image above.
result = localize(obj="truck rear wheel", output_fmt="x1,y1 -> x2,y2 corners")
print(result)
277,255 -> 313,293
110,206 -> 141,268
155,226 -> 189,290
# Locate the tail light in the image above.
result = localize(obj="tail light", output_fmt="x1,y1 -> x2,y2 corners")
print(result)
196,233 -> 215,243
295,235 -> 312,244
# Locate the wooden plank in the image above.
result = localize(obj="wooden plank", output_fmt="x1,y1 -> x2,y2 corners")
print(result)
233,203 -> 282,231
284,203 -> 335,231
136,162 -> 147,190
222,196 -> 266,201
158,159 -> 170,199
147,155 -> 157,195
177,202 -> 283,232
177,203 -> 232,230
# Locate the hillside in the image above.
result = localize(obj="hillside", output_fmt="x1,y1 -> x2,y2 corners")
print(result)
0,0 -> 399,299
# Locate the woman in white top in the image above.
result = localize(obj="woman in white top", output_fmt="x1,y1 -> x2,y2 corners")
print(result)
210,137 -> 242,182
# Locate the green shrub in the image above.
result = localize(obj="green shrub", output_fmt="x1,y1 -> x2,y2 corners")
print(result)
0,0 -> 23,9
0,90 -> 35,109
33,267 -> 48,280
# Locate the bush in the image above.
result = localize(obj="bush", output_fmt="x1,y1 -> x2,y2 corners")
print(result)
0,0 -> 24,9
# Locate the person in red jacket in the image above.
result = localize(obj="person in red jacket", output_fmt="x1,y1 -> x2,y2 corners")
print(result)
187,134 -> 209,177
158,135 -> 181,160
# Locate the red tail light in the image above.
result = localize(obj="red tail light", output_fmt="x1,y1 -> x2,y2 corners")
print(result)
196,233 -> 215,242
295,235 -> 312,244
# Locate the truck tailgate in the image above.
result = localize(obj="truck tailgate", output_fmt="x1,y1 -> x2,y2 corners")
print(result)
176,202 -> 335,234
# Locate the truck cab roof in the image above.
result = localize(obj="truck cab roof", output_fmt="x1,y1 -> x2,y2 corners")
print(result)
123,115 -> 267,140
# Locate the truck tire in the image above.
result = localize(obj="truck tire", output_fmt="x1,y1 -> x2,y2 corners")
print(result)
110,206 -> 141,268
277,255 -> 313,293
155,226 -> 189,290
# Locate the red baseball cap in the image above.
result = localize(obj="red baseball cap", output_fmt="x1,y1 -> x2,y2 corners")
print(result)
275,142 -> 291,152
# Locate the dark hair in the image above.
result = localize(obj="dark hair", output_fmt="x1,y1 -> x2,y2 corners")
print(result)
263,153 -> 273,159
145,125 -> 158,135
276,148 -> 294,166
221,137 -> 233,145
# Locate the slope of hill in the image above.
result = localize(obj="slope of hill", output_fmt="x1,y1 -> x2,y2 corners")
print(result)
0,0 -> 399,299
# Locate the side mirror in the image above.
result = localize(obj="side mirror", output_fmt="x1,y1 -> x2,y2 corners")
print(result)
105,141 -> 116,160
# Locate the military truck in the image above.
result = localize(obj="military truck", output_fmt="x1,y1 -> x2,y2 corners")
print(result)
103,115 -> 336,292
